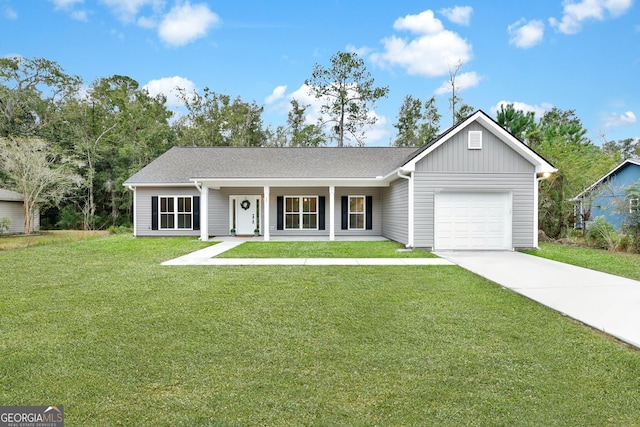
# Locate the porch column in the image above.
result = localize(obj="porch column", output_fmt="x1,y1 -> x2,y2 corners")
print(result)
329,185 -> 335,241
263,186 -> 270,241
200,185 -> 209,241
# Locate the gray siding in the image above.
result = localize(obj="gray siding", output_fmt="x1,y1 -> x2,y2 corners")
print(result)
412,122 -> 537,249
134,187 -> 200,237
381,178 -> 408,245
413,173 -> 535,249
416,122 -> 534,174
134,186 -> 384,238
0,201 -> 25,234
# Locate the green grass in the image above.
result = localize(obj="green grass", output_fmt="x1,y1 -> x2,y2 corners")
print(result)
524,242 -> 640,281
0,230 -> 109,251
2,236 -> 640,426
218,240 -> 438,258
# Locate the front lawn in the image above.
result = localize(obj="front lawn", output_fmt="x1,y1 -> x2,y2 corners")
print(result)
525,242 -> 640,281
2,236 -> 640,426
218,240 -> 438,258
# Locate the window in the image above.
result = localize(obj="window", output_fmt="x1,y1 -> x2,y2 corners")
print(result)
630,198 -> 639,214
349,196 -> 365,230
160,196 -> 192,230
285,196 -> 317,230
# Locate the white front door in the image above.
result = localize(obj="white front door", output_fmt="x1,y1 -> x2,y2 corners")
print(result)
234,196 -> 260,235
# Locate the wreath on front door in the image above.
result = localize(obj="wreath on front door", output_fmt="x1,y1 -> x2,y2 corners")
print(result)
240,199 -> 251,210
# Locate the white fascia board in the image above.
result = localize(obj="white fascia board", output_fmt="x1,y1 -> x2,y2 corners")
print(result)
189,177 -> 391,189
122,183 -> 197,188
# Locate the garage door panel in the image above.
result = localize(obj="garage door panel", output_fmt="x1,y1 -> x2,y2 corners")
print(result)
435,192 -> 512,250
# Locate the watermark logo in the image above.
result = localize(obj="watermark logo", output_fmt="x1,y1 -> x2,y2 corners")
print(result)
0,406 -> 63,427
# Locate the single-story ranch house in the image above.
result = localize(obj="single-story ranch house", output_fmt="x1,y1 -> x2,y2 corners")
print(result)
124,110 -> 556,251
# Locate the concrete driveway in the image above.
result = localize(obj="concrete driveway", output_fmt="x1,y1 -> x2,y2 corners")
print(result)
436,251 -> 640,349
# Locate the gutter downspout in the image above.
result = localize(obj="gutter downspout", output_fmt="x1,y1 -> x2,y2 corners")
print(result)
194,180 -> 208,241
397,170 -> 414,248
534,173 -> 552,249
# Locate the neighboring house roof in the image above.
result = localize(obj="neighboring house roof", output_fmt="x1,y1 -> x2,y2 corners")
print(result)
573,158 -> 640,200
124,146 -> 419,186
0,189 -> 23,202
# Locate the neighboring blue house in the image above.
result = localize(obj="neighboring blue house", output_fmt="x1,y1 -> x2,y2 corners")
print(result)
573,159 -> 640,230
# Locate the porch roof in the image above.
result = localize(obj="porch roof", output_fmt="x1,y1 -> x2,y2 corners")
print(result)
124,146 -> 419,186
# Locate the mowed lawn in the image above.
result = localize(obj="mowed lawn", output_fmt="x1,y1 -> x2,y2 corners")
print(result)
2,236 -> 640,426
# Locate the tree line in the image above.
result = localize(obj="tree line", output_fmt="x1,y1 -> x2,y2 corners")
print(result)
0,54 -> 637,240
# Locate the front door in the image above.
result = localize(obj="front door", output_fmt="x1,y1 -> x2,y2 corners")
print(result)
234,196 -> 260,235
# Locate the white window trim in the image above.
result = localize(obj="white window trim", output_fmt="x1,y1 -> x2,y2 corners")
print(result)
159,195 -> 193,230
284,196 -> 318,230
630,198 -> 639,214
348,195 -> 366,230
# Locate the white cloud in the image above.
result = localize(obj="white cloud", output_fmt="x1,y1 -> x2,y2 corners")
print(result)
603,111 -> 637,128
440,6 -> 473,26
508,19 -> 545,48
370,9 -> 473,78
142,76 -> 197,108
49,0 -> 83,9
49,0 -> 88,20
2,4 -> 17,19
490,100 -> 554,121
265,85 -> 287,105
99,0 -> 164,23
158,2 -> 220,47
550,0 -> 633,34
434,71 -> 483,95
268,84 -> 390,145
71,9 -> 88,21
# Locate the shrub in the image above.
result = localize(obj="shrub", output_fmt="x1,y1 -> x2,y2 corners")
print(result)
586,216 -> 619,251
0,217 -> 10,235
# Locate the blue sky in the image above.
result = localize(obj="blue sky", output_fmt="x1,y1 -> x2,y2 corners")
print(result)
1,0 -> 638,146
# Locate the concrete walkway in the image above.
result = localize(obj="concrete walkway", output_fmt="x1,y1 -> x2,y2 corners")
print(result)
161,240 -> 454,266
436,251 -> 640,349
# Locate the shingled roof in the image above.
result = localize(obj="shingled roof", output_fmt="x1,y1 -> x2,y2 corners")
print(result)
124,146 -> 420,185
0,189 -> 24,202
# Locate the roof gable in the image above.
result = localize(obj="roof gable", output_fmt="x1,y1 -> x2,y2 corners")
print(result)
574,159 -> 640,199
400,110 -> 556,175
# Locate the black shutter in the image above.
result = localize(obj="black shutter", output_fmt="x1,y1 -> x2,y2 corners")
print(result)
151,196 -> 159,230
193,196 -> 200,231
366,196 -> 373,230
318,196 -> 325,230
277,196 -> 284,230
341,196 -> 348,230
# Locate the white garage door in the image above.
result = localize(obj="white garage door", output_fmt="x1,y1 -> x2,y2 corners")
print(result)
434,192 -> 512,250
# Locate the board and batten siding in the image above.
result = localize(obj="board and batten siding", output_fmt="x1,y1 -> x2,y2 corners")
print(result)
134,187 -> 200,237
381,178 -> 409,245
413,122 -> 537,249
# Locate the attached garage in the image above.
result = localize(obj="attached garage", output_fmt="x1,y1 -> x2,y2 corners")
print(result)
434,192 -> 512,250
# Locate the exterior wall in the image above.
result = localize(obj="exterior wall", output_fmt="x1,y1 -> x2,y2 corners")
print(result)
267,187 -> 382,237
587,165 -> 640,230
134,186 -> 384,238
134,186 -> 201,237
0,200 -> 25,234
413,122 -> 536,249
381,178 -> 409,245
